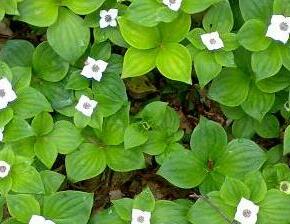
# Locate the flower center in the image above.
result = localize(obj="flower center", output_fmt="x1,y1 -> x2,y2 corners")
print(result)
169,0 -> 176,4
0,166 -> 7,173
281,183 -> 289,192
242,209 -> 252,218
92,64 -> 100,73
83,102 -> 91,110
0,89 -> 6,97
105,15 -> 112,22
209,38 -> 217,45
137,216 -> 145,223
280,22 -> 289,31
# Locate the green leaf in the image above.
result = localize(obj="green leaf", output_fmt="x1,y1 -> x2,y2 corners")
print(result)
194,51 -> 222,87
124,123 -> 148,149
17,0 -> 59,27
12,87 -> 52,119
232,116 -> 255,139
141,130 -> 167,155
214,51 -> 236,68
92,73 -> 128,117
182,0 -> 222,14
0,40 -> 34,67
113,198 -> 133,221
32,41 -> 69,82
47,8 -> 90,63
89,208 -> 126,224
134,188 -> 155,212
209,68 -> 251,107
122,47 -> 158,78
65,143 -> 106,182
244,171 -> 267,203
119,17 -> 161,49
217,139 -> 266,177
283,125 -> 290,155
156,43 -> 192,84
239,0 -> 273,21
31,112 -> 54,136
73,111 -> 91,129
66,70 -> 90,90
61,0 -> 105,15
40,170 -> 65,194
252,44 -> 282,81
96,104 -> 129,145
90,41 -> 112,61
258,190 -> 290,224
238,19 -> 271,51
7,194 -> 40,223
273,0 -> 290,15
43,191 -> 94,224
221,106 -> 246,120
241,84 -> 275,121
140,101 -> 168,128
151,200 -> 190,224
190,117 -> 227,161
125,0 -> 178,27
11,67 -> 31,92
256,67 -> 290,93
203,1 -> 233,33
0,108 -> 13,127
47,121 -> 83,154
158,150 -> 207,188
220,177 -> 250,207
105,146 -> 145,172
188,192 -> 235,224
254,114 -> 280,138
11,163 -> 44,194
4,118 -> 35,142
34,137 -> 58,169
0,61 -> 13,84
158,12 -> 191,43
35,81 -> 74,110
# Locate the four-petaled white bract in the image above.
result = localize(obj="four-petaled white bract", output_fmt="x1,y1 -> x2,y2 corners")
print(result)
280,181 -> 290,194
29,215 -> 55,224
75,95 -> 98,117
0,160 -> 10,178
200,32 -> 224,51
131,209 -> 151,224
99,9 -> 118,29
0,77 -> 17,110
163,0 -> 182,11
234,198 -> 259,224
81,57 -> 108,81
266,15 -> 290,44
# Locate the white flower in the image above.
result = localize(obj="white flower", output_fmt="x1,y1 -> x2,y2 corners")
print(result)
234,198 -> 259,224
0,160 -> 10,178
29,215 -> 55,224
75,95 -> 98,117
266,15 -> 290,44
163,0 -> 182,11
131,209 -> 151,224
99,9 -> 118,29
0,127 -> 3,142
0,78 -> 17,110
81,57 -> 108,81
200,31 -> 224,51
280,181 -> 290,194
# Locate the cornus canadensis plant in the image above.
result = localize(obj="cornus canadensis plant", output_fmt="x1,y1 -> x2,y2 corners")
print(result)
1,0 -> 290,223
90,188 -> 192,224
